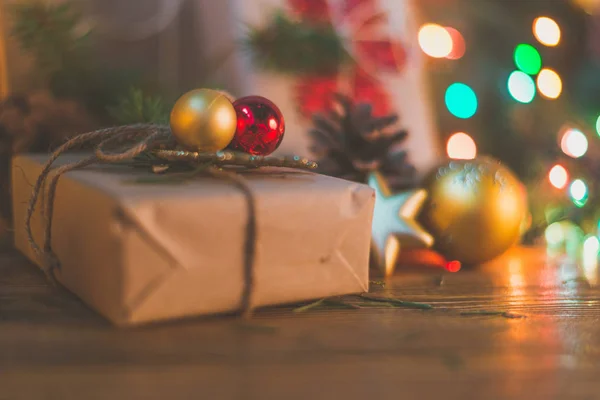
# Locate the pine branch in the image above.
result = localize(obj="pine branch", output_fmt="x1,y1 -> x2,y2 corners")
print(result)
9,0 -> 89,78
244,11 -> 351,75
108,87 -> 171,125
8,0 -> 146,122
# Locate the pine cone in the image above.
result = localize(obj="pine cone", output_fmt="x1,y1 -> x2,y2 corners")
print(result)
0,92 -> 97,237
309,93 -> 417,190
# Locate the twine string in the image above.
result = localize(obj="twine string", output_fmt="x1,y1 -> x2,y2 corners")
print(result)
207,167 -> 257,317
25,124 -> 257,316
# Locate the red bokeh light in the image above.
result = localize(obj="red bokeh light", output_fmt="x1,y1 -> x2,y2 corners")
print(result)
445,260 -> 462,273
445,27 -> 465,60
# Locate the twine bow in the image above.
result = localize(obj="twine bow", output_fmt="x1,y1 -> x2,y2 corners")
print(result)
25,123 -> 316,318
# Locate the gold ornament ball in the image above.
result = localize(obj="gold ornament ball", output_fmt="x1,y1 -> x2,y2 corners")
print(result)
170,89 -> 237,152
419,156 -> 528,265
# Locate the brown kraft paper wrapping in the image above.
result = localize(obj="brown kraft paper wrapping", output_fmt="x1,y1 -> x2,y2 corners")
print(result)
12,154 -> 374,326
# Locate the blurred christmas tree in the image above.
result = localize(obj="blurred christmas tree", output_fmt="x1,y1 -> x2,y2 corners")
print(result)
0,1 -> 173,245
9,0 -> 169,124
419,0 -> 600,244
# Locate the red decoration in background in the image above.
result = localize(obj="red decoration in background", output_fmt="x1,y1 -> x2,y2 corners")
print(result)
354,40 -> 407,71
295,75 -> 339,118
288,0 -> 331,23
287,0 -> 407,118
351,68 -> 393,116
228,96 -> 285,156
342,0 -> 376,14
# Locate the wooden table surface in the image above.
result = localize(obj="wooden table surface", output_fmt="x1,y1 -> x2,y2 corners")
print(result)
1,246 -> 599,400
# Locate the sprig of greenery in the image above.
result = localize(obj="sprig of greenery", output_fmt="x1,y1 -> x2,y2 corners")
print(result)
108,87 -> 170,125
291,295 -> 434,312
360,294 -> 434,310
293,298 -> 359,312
245,11 -> 350,76
10,0 -> 89,78
9,1 -> 144,122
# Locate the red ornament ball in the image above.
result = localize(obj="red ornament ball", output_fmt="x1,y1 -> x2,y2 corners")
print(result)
228,96 -> 285,156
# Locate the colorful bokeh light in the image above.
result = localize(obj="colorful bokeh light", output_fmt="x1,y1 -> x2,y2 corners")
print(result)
548,164 -> 569,189
514,44 -> 542,75
545,221 -> 585,255
583,235 -> 599,284
508,71 -> 536,103
445,260 -> 462,273
569,179 -> 588,207
596,115 -> 600,136
445,83 -> 478,119
584,235 -> 600,256
545,222 -> 565,247
418,24 -> 453,58
445,27 -> 466,60
537,68 -> 562,99
560,128 -> 588,158
533,17 -> 561,47
446,132 -> 477,159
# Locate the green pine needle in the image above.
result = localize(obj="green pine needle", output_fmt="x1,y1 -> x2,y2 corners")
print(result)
360,294 -> 434,310
292,295 -> 434,313
293,298 -> 326,313
108,87 -> 171,125
292,298 -> 359,313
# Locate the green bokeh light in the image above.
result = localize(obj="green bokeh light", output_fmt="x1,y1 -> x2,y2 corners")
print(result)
570,179 -> 588,208
445,83 -> 478,119
514,44 -> 542,75
595,115 -> 600,136
544,222 -> 564,248
508,71 -> 536,103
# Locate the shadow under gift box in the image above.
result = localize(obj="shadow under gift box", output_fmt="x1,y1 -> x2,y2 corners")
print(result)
12,154 -> 374,326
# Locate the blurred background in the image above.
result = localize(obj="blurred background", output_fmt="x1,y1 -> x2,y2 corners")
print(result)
419,0 -> 600,255
0,0 -> 599,258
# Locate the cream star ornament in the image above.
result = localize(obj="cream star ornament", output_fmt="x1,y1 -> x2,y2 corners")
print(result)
368,172 -> 435,277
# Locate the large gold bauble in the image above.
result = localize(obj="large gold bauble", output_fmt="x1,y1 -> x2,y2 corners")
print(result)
170,89 -> 237,152
419,156 -> 528,266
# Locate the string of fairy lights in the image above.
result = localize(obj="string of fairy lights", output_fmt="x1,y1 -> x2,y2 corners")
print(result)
418,15 -> 600,259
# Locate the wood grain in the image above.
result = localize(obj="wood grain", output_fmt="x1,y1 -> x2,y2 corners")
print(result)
1,247 -> 600,400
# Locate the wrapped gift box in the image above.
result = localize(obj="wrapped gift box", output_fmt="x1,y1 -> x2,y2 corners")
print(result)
12,154 -> 374,326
